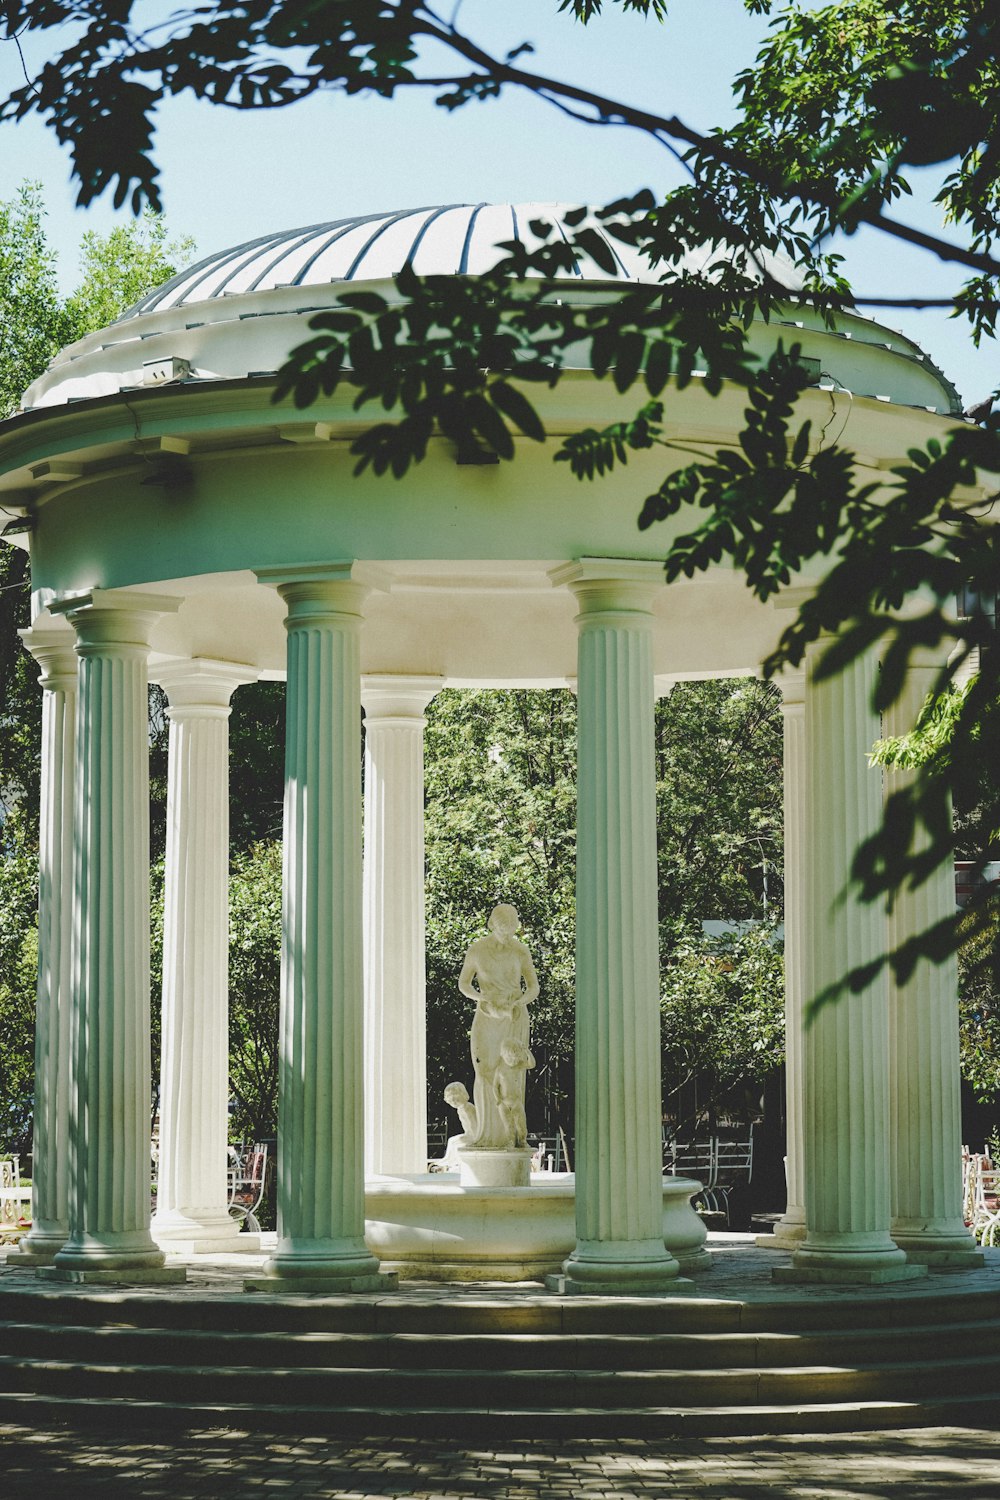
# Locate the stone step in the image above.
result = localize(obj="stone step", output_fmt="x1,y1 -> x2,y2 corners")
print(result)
5,1278 -> 1000,1437
1,1387 -> 1000,1438
5,1283 -> 1000,1335
4,1318 -> 1000,1371
2,1351 -> 999,1409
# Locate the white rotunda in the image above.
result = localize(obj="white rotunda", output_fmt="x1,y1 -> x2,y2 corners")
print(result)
0,202 -> 981,1292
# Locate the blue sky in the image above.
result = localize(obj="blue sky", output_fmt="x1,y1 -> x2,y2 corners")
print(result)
0,0 -> 993,402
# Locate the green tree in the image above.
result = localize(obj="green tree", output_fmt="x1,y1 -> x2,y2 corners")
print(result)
0,847 -> 38,1154
228,841 -> 282,1143
0,184 -> 69,421
958,900 -> 1000,1105
656,679 -> 783,924
63,209 -> 194,339
204,682 -> 785,1149
660,920 -> 785,1134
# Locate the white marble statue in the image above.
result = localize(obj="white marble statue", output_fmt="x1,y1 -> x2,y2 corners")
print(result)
455,903 -> 539,1150
441,1081 -> 479,1161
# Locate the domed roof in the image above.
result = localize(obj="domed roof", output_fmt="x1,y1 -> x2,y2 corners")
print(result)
16,202 -> 957,417
124,201 -> 803,318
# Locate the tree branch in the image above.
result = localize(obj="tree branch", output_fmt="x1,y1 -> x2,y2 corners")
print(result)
416,10 -> 1000,280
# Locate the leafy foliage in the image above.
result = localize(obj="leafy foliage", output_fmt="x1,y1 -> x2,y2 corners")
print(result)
0,184 -> 70,421
228,683 -> 286,850
660,921 -> 785,1132
186,684 -> 784,1146
0,847 -> 38,1155
656,679 -> 783,924
958,899 -> 1000,1103
272,242 -> 756,477
871,680 -> 977,774
63,209 -> 195,338
228,841 -> 282,1143
5,0 -> 994,291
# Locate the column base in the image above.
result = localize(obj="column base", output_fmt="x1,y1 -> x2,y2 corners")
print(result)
891,1222 -> 983,1268
774,1240 -> 927,1284
546,1272 -> 695,1297
675,1249 -> 713,1275
152,1210 -> 255,1255
773,1234 -> 928,1285
9,1226 -> 67,1265
245,1272 -> 398,1294
900,1248 -> 985,1269
756,1211 -> 807,1251
559,1239 -> 684,1296
255,1237 -> 394,1293
9,1245 -> 61,1267
38,1266 -> 187,1286
158,1234 -> 262,1256
53,1230 -> 168,1275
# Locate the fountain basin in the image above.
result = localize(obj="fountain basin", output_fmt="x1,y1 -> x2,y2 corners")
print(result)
364,1173 -> 710,1282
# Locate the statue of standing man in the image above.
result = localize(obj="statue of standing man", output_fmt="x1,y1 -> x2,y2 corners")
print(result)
455,904 -> 539,1150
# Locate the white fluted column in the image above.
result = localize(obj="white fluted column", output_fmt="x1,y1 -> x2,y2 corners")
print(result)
551,559 -> 683,1294
251,566 -> 394,1291
151,660 -> 258,1254
761,671 -> 807,1249
776,643 -> 924,1285
887,657 -> 981,1267
15,630 -> 77,1264
362,675 -> 442,1178
47,590 -> 184,1282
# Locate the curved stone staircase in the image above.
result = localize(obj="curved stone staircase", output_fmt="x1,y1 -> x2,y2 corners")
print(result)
2,1277 -> 1000,1436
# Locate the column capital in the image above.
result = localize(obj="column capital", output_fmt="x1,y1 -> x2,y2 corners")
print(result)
155,657 -> 258,715
50,589 -> 181,652
19,627 -> 78,691
361,675 -> 443,722
549,558 -> 664,624
778,668 -> 806,710
255,562 -> 389,629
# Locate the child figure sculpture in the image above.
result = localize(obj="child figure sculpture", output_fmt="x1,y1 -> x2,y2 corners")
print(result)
440,1081 -> 479,1167
495,1038 -> 535,1149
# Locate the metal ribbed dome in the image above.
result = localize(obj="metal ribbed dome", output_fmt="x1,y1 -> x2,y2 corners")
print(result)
18,202 -> 956,417
123,202 -> 802,319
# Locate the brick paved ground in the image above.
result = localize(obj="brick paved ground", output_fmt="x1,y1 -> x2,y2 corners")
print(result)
1,1424 -> 999,1498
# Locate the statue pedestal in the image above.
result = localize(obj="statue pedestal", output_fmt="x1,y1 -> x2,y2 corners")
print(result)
457,1147 -> 532,1188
